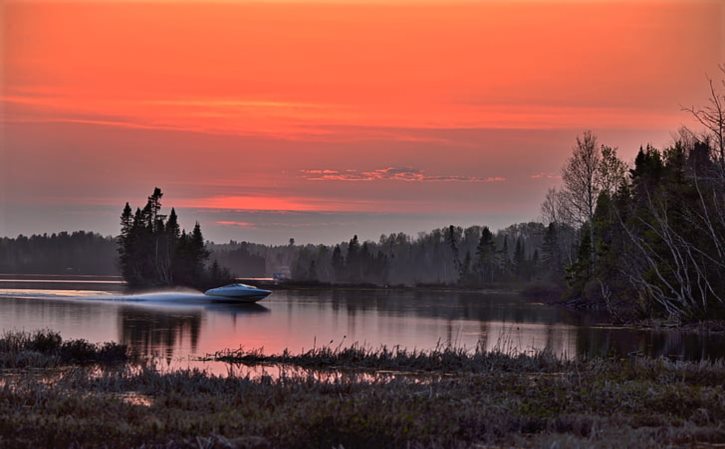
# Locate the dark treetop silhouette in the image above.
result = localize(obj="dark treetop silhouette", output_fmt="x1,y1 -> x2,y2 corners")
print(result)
118,188 -> 233,290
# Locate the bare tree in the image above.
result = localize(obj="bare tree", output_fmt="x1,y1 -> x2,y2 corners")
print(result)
541,187 -> 569,226
558,131 -> 627,261
683,64 -> 725,177
560,131 -> 600,229
598,145 -> 628,194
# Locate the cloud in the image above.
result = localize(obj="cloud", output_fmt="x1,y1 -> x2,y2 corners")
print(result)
301,167 -> 506,183
529,172 -> 561,180
216,220 -> 255,228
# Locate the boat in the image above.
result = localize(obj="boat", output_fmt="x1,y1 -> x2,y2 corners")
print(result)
204,283 -> 272,303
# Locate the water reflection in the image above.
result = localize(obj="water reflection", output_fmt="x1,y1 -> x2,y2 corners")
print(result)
118,303 -> 270,362
0,286 -> 723,363
119,306 -> 202,362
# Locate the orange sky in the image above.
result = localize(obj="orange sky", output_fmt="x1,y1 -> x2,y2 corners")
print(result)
1,0 -> 723,243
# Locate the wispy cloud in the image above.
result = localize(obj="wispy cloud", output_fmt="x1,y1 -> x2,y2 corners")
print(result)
2,89 -> 691,145
302,167 -> 506,183
529,172 -> 561,180
216,220 -> 255,228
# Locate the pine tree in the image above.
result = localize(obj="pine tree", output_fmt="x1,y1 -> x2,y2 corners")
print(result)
497,235 -> 511,280
189,222 -> 210,284
331,245 -> 344,282
514,236 -> 526,279
461,250 -> 472,284
541,223 -> 564,283
118,203 -> 134,283
475,226 -> 496,283
346,235 -> 360,282
444,225 -> 462,283
308,260 -> 318,282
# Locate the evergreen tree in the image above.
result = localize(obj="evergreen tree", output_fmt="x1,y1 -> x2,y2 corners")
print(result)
475,226 -> 496,283
308,260 -> 318,282
118,203 -> 133,281
444,225 -> 462,283
497,236 -> 511,281
513,236 -> 526,279
189,222 -> 210,282
331,244 -> 344,282
346,235 -> 360,282
541,223 -> 565,284
461,250 -> 472,284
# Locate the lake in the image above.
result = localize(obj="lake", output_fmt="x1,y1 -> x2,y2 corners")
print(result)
1,276 -> 723,372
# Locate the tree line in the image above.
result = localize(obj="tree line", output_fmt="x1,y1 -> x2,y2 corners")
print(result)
0,231 -> 117,275
284,222 -> 576,288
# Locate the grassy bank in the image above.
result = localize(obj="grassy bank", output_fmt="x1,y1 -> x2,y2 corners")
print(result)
1,332 -> 725,448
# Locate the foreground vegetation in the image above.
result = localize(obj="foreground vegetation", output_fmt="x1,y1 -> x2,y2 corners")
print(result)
0,330 -> 133,368
1,331 -> 725,449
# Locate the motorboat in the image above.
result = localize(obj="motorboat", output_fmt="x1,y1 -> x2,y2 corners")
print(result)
204,283 -> 272,303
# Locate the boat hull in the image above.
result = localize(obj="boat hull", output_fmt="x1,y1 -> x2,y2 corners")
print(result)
204,284 -> 272,303
205,294 -> 269,303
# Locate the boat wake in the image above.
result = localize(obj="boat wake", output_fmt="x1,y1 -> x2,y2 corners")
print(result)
0,288 -> 112,300
0,288 -> 208,304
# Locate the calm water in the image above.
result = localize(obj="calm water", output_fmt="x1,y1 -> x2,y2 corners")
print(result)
0,277 -> 723,371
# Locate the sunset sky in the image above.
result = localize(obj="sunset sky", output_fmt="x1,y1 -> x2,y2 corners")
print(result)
1,0 -> 723,244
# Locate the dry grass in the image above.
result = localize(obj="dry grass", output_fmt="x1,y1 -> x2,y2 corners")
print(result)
202,340 -> 564,374
0,330 -> 133,368
1,331 -> 725,449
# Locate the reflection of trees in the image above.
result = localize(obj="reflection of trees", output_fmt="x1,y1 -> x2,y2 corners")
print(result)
292,290 -> 725,360
318,289 -> 576,325
574,327 -> 725,361
264,291 -> 725,361
118,306 -> 202,361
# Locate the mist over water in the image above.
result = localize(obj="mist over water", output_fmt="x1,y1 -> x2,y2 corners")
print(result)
1,278 -> 724,373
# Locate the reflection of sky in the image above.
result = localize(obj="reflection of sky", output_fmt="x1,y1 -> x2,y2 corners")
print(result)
1,288 -> 724,368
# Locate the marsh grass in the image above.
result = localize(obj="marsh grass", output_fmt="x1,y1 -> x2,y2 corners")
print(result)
202,340 -> 564,374
2,331 -> 725,449
0,330 -> 133,368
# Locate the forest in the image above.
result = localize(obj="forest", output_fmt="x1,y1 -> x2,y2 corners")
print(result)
0,231 -> 117,275
274,222 -> 575,287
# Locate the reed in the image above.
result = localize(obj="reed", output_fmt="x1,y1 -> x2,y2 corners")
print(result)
202,339 -> 564,374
